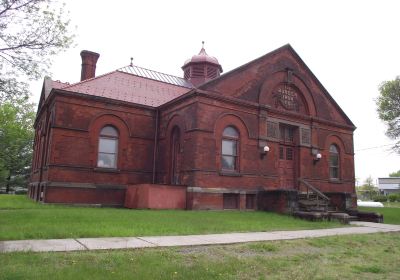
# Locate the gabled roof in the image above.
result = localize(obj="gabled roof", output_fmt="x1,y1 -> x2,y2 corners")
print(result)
59,65 -> 193,107
199,44 -> 355,128
37,77 -> 69,114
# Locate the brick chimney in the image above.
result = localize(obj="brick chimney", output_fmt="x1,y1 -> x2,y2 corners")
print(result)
80,50 -> 100,81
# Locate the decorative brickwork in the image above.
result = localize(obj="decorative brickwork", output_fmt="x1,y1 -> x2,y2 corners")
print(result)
30,44 -> 356,212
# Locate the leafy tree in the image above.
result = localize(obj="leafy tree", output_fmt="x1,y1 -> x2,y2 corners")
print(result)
389,170 -> 400,177
0,0 -> 74,102
356,176 -> 379,201
0,97 -> 35,192
376,77 -> 400,153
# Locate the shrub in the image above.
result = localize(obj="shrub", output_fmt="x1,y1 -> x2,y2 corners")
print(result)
373,195 -> 388,202
388,194 -> 399,202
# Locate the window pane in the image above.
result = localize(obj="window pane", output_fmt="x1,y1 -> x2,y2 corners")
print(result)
222,155 -> 235,170
286,128 -> 294,142
280,127 -> 285,141
329,145 -> 338,153
330,167 -> 338,179
100,126 -> 118,137
98,153 -> 116,168
223,126 -> 238,137
279,147 -> 284,159
286,148 -> 293,160
99,138 -> 117,153
330,155 -> 338,166
222,140 -> 237,156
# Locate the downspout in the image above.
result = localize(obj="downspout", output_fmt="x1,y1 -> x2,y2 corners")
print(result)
152,109 -> 159,184
38,106 -> 49,201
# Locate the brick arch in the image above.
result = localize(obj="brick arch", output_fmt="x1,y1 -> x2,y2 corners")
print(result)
90,113 -> 132,137
89,114 -> 131,169
258,70 -> 317,117
214,113 -> 251,139
164,114 -> 186,184
324,134 -> 350,154
324,134 -> 346,181
165,114 -> 187,134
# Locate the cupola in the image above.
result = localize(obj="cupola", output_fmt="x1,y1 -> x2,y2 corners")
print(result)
182,42 -> 223,87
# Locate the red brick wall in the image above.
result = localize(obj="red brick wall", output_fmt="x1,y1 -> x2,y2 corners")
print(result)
44,186 -> 126,206
124,184 -> 186,209
187,192 -> 223,210
30,46 -> 356,207
159,94 -> 355,196
39,93 -> 155,188
258,190 -> 299,213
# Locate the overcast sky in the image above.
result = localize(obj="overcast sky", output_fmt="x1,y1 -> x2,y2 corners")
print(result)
30,0 -> 400,184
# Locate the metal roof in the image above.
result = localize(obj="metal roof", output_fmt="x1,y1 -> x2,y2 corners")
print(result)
62,71 -> 191,107
378,178 -> 400,184
119,65 -> 193,88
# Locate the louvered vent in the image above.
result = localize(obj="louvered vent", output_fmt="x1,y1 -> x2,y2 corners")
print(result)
267,122 -> 279,139
184,69 -> 191,80
207,66 -> 217,79
192,65 -> 205,77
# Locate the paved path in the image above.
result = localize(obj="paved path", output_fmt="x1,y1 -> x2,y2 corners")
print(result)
1,222 -> 400,253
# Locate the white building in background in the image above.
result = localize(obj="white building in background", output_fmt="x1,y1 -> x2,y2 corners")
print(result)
377,178 -> 400,195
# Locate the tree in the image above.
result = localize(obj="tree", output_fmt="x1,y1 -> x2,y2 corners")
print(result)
389,170 -> 400,177
0,97 -> 35,192
356,176 -> 379,200
0,0 -> 74,102
376,77 -> 400,153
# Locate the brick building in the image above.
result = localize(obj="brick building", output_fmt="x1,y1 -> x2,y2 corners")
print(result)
29,44 -> 357,212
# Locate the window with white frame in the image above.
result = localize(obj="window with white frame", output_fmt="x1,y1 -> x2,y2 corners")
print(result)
97,126 -> 118,169
221,126 -> 239,171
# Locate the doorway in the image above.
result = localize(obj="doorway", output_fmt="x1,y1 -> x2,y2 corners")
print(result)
278,125 -> 297,188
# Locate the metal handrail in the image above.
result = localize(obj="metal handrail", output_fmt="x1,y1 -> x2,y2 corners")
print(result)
298,178 -> 330,202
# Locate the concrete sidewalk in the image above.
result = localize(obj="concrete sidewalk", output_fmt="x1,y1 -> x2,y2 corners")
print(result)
1,221 -> 400,253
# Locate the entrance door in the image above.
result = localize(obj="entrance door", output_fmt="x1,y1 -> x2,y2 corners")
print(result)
170,127 -> 181,185
278,125 -> 296,188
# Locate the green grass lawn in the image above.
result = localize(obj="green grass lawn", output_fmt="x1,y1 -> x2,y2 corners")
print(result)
0,195 -> 342,241
383,201 -> 400,208
1,233 -> 399,279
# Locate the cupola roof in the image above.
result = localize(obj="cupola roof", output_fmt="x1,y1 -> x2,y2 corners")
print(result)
182,42 -> 222,71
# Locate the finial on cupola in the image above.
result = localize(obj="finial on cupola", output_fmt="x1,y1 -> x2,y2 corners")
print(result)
130,57 -> 133,67
181,41 -> 223,87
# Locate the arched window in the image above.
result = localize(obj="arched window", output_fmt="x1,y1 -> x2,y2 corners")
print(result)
329,144 -> 339,179
221,126 -> 239,171
97,126 -> 118,169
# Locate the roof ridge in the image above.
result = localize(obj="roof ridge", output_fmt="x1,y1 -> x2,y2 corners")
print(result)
118,64 -> 186,81
118,64 -> 192,88
62,69 -> 119,90
61,63 -> 193,90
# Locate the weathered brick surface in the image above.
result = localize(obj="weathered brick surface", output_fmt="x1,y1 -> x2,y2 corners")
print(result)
124,184 -> 186,209
187,192 -> 223,210
44,186 -> 125,205
30,45 -> 356,210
